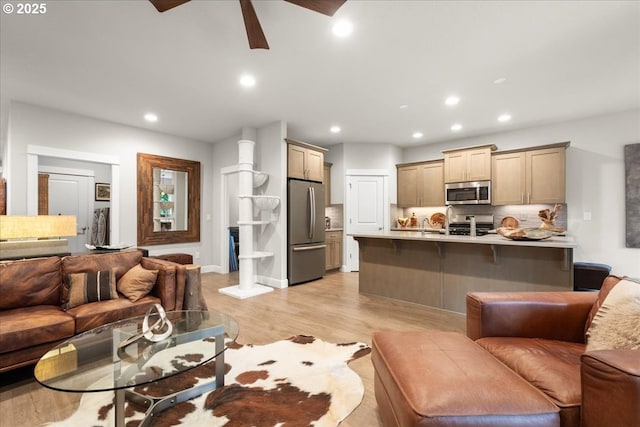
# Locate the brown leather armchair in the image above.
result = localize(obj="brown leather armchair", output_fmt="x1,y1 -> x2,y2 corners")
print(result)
466,275 -> 640,427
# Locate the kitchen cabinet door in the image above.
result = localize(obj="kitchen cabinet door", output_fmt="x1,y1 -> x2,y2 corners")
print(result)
397,161 -> 444,207
467,148 -> 492,181
527,147 -> 565,204
287,144 -> 324,182
306,149 -> 324,182
288,144 -> 307,180
420,161 -> 444,206
492,152 -> 526,205
323,163 -> 332,206
492,146 -> 565,205
397,165 -> 419,208
325,231 -> 342,270
443,151 -> 467,183
444,146 -> 493,183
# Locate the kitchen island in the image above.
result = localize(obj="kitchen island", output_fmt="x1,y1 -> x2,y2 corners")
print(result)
351,230 -> 576,313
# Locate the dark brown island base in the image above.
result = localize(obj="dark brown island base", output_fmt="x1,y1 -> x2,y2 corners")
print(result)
351,231 -> 577,314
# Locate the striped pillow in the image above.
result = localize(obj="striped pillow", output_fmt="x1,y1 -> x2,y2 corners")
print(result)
63,269 -> 118,310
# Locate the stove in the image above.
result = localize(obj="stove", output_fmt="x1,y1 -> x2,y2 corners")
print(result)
448,214 -> 494,236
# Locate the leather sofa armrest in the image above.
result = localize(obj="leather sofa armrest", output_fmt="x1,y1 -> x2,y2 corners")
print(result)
581,350 -> 640,427
466,291 -> 597,343
140,257 -> 178,311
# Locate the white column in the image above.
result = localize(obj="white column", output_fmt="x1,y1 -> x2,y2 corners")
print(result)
237,140 -> 255,291
219,139 -> 274,299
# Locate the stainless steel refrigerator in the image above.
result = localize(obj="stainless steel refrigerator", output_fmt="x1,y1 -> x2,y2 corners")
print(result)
288,179 -> 326,285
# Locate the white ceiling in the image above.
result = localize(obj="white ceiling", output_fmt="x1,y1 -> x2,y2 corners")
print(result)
1,1 -> 639,148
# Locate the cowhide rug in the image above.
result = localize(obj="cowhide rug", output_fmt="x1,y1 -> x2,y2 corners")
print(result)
43,335 -> 371,427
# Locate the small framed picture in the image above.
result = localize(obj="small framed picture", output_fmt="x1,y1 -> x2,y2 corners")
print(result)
95,183 -> 111,201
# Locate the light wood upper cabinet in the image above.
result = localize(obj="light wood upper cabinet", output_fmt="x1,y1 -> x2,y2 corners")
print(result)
491,151 -> 526,205
420,161 -> 445,206
492,145 -> 566,205
323,162 -> 332,206
443,145 -> 495,183
286,140 -> 325,182
288,144 -> 307,180
397,164 -> 419,207
397,160 -> 444,208
527,147 -> 566,204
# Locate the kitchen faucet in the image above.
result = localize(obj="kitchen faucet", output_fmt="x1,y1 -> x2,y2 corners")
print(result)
445,205 -> 454,235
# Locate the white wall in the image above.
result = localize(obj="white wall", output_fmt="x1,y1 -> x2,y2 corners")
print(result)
404,109 -> 640,278
210,122 -> 288,285
6,102 -> 215,264
256,121 -> 287,286
325,143 -> 403,204
324,143 -> 344,204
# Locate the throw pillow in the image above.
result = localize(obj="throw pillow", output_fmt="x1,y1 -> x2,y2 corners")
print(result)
117,264 -> 158,302
63,269 -> 118,310
586,278 -> 640,351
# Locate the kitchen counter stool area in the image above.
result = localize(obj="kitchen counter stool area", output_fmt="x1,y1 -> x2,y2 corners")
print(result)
353,232 -> 575,314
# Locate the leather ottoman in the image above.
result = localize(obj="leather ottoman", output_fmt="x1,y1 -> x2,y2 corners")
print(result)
371,331 -> 560,427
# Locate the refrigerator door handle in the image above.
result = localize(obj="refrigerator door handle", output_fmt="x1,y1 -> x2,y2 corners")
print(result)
308,186 -> 313,239
310,186 -> 316,240
293,244 -> 327,251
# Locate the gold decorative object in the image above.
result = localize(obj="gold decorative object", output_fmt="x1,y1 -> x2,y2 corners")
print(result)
538,204 -> 564,232
397,217 -> 410,228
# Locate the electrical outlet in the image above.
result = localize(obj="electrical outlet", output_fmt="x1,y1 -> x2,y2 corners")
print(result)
583,212 -> 592,221
195,251 -> 200,259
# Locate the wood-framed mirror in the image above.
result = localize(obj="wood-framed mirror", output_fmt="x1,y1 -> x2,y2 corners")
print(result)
137,153 -> 200,246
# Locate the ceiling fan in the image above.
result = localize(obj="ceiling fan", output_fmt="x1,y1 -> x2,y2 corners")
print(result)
149,0 -> 347,49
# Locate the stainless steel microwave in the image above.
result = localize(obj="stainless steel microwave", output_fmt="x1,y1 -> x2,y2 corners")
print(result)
445,180 -> 491,205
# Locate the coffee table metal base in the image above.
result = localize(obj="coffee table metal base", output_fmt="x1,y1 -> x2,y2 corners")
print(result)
114,326 -> 226,427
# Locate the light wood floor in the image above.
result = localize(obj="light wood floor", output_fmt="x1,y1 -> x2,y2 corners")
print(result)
0,271 -> 466,427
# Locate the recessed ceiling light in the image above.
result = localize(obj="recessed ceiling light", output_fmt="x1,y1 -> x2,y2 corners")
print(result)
330,125 -> 341,133
412,132 -> 423,139
239,74 -> 256,88
144,113 -> 158,123
332,20 -> 353,38
493,77 -> 507,84
498,113 -> 512,123
399,104 -> 409,109
445,96 -> 460,106
450,123 -> 463,132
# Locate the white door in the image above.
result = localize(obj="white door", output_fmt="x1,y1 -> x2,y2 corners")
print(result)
345,172 -> 388,272
48,173 -> 94,253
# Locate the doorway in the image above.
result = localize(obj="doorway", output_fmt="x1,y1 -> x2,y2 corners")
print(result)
45,171 -> 94,253
26,145 -> 120,245
345,170 -> 389,272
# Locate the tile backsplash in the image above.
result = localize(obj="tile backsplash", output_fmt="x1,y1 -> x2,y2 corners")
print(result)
325,204 -> 344,229
398,204 -> 568,230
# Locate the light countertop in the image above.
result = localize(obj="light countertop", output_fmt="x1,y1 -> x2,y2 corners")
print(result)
349,230 -> 576,249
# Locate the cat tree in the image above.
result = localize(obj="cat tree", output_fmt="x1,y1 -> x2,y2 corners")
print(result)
219,139 -> 279,299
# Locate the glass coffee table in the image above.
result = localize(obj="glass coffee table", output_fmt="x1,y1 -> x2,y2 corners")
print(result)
34,308 -> 238,427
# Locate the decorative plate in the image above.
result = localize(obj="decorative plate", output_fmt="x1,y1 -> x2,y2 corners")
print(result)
496,227 -> 556,241
430,212 -> 446,229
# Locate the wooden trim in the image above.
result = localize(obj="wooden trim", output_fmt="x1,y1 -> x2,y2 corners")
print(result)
396,159 -> 444,168
442,144 -> 497,154
38,174 -> 49,215
0,178 -> 5,215
137,153 -> 201,246
284,138 -> 328,152
492,141 -> 570,156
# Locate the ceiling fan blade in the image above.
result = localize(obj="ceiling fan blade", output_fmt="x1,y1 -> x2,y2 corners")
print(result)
284,0 -> 347,16
239,0 -> 270,49
149,0 -> 191,13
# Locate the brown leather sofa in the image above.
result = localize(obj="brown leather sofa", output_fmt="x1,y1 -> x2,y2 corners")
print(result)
372,275 -> 639,427
0,250 -> 184,373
